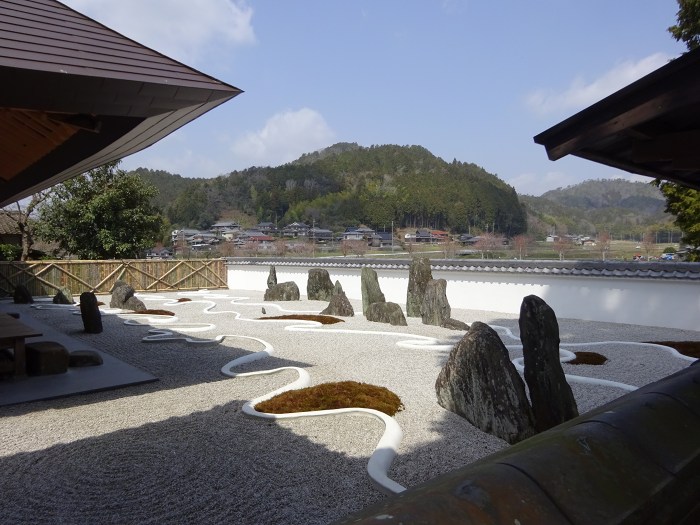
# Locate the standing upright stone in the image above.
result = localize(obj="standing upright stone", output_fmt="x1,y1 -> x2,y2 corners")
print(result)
332,280 -> 344,295
435,321 -> 535,444
421,278 -> 451,326
360,266 -> 385,314
80,292 -> 103,334
407,257 -> 433,317
307,268 -> 334,301
519,295 -> 579,432
267,266 -> 277,289
13,284 -> 33,304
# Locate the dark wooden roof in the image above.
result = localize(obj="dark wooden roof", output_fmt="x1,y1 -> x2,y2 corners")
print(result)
0,0 -> 242,206
534,47 -> 700,190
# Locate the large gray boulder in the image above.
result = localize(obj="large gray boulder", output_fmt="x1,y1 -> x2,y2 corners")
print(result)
421,278 -> 451,326
52,286 -> 74,305
407,257 -> 433,317
80,291 -> 103,334
320,291 -> 354,317
365,302 -> 407,326
441,317 -> 470,331
435,321 -> 535,444
267,266 -> 277,289
264,281 -> 300,301
307,268 -> 334,301
109,279 -> 145,310
519,295 -> 578,432
361,267 -> 385,314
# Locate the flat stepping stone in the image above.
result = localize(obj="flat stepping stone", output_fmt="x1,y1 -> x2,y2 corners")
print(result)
69,350 -> 104,368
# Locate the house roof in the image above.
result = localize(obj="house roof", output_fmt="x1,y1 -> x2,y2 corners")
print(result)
534,47 -> 700,190
0,212 -> 20,235
0,0 -> 242,206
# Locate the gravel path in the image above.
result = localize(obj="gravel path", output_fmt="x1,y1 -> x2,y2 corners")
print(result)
0,290 -> 697,524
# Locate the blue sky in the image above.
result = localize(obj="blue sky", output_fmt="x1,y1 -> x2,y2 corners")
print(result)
63,0 -> 685,196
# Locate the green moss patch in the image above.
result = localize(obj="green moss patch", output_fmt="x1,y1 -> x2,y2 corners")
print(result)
255,381 -> 403,416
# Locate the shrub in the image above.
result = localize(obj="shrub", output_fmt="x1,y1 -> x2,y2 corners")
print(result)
0,244 -> 21,261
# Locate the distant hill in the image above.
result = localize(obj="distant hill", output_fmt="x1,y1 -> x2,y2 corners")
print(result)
520,179 -> 672,239
130,168 -> 199,211
133,143 -> 527,235
541,179 -> 666,214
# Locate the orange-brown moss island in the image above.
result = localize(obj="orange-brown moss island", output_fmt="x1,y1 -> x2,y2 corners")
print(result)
255,381 -> 403,416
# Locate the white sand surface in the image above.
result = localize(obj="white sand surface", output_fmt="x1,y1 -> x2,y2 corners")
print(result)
0,289 -> 697,524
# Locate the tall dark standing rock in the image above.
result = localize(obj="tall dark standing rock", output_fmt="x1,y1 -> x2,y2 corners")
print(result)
519,295 -> 579,432
307,268 -> 334,301
267,266 -> 277,289
421,279 -> 451,326
406,257 -> 433,317
360,267 -> 385,314
435,322 -> 535,444
13,284 -> 33,304
80,292 -> 103,334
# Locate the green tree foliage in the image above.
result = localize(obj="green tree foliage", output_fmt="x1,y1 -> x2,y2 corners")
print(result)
658,0 -> 700,258
653,181 -> 700,259
147,144 -> 527,235
521,179 -> 673,240
669,0 -> 700,49
37,161 -> 164,259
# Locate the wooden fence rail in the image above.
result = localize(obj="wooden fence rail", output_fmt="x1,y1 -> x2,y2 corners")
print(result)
0,259 -> 228,297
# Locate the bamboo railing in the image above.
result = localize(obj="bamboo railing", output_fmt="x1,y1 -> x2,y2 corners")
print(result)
0,259 -> 228,297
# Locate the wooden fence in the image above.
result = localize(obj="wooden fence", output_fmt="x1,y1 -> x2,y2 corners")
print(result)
0,259 -> 228,297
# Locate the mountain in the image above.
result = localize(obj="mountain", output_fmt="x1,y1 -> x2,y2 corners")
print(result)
135,144 -> 527,235
541,179 -> 666,214
129,168 -> 199,211
520,178 -> 672,239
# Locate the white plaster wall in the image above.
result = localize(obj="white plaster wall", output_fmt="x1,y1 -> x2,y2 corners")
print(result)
227,264 -> 700,331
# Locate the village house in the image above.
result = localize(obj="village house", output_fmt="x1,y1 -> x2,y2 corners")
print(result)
281,222 -> 310,238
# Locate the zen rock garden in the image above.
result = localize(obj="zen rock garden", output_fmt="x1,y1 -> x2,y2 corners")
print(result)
262,258 -> 579,445
263,256 -> 468,329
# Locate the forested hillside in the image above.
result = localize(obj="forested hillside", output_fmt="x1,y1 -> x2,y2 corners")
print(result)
134,143 -> 527,235
521,179 -> 673,239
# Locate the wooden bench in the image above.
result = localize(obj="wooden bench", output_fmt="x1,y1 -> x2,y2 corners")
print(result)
0,313 -> 43,377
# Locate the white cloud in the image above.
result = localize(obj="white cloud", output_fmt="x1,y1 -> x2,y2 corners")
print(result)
231,108 -> 336,168
61,0 -> 255,65
525,52 -> 673,116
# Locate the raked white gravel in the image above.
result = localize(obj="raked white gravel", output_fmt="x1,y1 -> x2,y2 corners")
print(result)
0,289 -> 697,525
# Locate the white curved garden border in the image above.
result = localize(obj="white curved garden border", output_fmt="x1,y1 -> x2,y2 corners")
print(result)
109,290 -> 696,495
